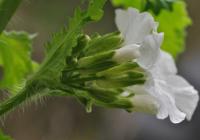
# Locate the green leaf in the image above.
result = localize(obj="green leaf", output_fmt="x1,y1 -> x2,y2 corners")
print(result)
87,0 -> 107,20
40,0 -> 107,85
111,0 -> 177,14
0,31 -> 37,94
0,130 -> 12,140
156,1 -> 192,58
112,0 -> 145,10
144,0 -> 176,15
0,0 -> 22,33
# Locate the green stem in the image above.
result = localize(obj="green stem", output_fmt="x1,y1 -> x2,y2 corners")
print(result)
0,80 -> 43,116
0,0 -> 22,33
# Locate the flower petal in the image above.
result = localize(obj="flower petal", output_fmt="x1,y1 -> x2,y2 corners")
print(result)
132,94 -> 158,114
137,33 -> 164,69
166,75 -> 199,120
113,44 -> 140,63
125,85 -> 159,114
115,8 -> 158,45
155,51 -> 177,75
146,78 -> 186,123
147,51 -> 177,82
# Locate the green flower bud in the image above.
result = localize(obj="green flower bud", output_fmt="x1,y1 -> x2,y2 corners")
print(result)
105,98 -> 133,110
86,86 -> 121,103
96,72 -> 145,88
78,51 -> 115,68
84,32 -> 123,56
72,34 -> 90,58
97,62 -> 139,77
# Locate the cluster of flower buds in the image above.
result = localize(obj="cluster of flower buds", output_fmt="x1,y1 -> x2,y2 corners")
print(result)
60,32 -> 146,112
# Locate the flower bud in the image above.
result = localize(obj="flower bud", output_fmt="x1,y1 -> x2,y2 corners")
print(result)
96,71 -> 145,88
97,62 -> 139,77
104,98 -> 133,110
131,94 -> 158,114
78,51 -> 115,69
84,32 -> 123,56
112,44 -> 140,63
72,34 -> 91,57
86,87 -> 120,103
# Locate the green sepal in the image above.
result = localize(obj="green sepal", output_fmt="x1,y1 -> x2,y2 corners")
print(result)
86,86 -> 121,103
80,60 -> 117,74
97,62 -> 139,77
127,71 -> 145,79
72,34 -> 91,58
84,32 -> 123,56
96,75 -> 145,88
85,99 -> 93,113
75,95 -> 94,113
108,98 -> 133,110
78,51 -> 115,68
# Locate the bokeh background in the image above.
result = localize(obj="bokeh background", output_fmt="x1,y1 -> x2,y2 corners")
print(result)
1,0 -> 200,139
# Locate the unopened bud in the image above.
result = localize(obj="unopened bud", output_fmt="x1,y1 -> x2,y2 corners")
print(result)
113,44 -> 140,63
97,62 -> 139,77
72,34 -> 90,57
84,32 -> 123,56
131,94 -> 158,114
87,87 -> 120,103
78,51 -> 115,68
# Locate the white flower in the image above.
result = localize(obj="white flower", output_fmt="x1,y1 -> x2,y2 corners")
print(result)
115,8 -> 199,123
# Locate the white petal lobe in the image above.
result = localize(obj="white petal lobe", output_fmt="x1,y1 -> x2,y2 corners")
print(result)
115,8 -> 158,45
137,33 -> 164,69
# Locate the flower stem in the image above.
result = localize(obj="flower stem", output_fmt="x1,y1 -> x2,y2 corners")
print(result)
0,80 -> 44,116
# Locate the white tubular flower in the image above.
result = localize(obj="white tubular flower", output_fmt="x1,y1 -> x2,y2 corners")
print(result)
115,8 -> 199,123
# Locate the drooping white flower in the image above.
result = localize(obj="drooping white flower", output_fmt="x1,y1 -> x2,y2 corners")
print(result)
115,8 -> 199,123
145,51 -> 199,123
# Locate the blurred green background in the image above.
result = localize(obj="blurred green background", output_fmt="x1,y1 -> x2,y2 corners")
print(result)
0,0 -> 200,139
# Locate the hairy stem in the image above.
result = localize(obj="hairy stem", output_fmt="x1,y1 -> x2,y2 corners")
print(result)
0,80 -> 44,116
